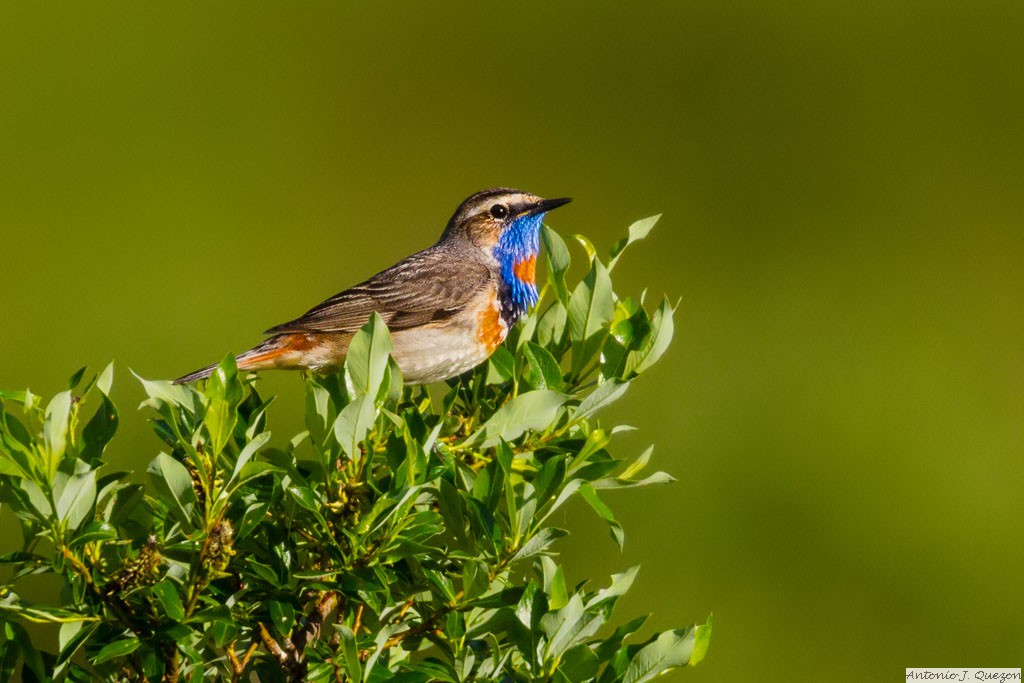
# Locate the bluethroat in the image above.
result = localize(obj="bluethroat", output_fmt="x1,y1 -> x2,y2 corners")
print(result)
174,188 -> 571,384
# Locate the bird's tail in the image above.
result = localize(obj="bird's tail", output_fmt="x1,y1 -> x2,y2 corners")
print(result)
173,335 -> 307,384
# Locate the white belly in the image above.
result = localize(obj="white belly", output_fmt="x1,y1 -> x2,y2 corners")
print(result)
390,324 -> 497,384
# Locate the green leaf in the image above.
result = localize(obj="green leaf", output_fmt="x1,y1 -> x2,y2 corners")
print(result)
542,594 -> 603,660
346,312 -> 393,397
43,390 -> 73,462
67,367 -> 88,391
402,659 -> 459,683
335,625 -> 362,683
536,301 -> 568,348
0,403 -> 35,466
288,485 -> 321,511
236,500 -> 270,540
690,614 -> 713,666
228,431 -> 271,486
364,484 -> 423,536
333,394 -> 377,460
305,381 -> 334,446
437,478 -> 470,550
384,356 -> 404,401
567,428 -> 611,475
619,445 -> 654,481
572,234 -> 598,260
568,257 -> 614,343
576,379 -> 630,422
133,372 -> 195,410
516,308 -> 539,350
623,626 -> 700,683
627,214 -> 660,242
362,624 -> 404,682
592,471 -> 675,490
540,556 -> 569,610
523,342 -> 564,391
82,394 -> 119,463
4,622 -> 45,681
568,257 -> 615,374
56,621 -> 98,674
558,643 -> 600,681
287,485 -> 329,527
56,471 -> 97,531
0,551 -> 45,565
147,453 -> 198,527
511,527 -> 568,563
0,455 -> 27,479
594,614 -> 649,663
0,641 -> 15,683
92,636 -> 141,664
589,565 -> 640,608
269,600 -> 295,637
486,346 -> 516,385
151,581 -> 185,622
496,440 -> 520,542
208,616 -> 239,648
469,390 -> 566,448
542,226 -> 572,304
205,354 -> 243,456
609,214 -> 660,270
624,297 -> 675,377
462,560 -> 489,601
0,598 -> 98,624
534,456 -> 567,509
96,361 -> 115,396
245,558 -> 280,585
20,479 -> 54,517
228,461 -> 279,492
580,484 -> 625,549
69,521 -> 117,547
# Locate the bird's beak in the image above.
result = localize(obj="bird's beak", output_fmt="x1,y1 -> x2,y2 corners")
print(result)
524,197 -> 572,217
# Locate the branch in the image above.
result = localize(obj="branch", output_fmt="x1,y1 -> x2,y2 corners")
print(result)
61,547 -> 148,678
161,646 -> 180,683
254,592 -> 341,682
227,638 -> 260,683
292,591 -> 340,659
258,622 -> 291,669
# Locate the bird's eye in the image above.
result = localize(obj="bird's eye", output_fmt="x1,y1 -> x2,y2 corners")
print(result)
490,204 -> 509,219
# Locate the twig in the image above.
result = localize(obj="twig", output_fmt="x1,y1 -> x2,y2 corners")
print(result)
293,591 -> 340,656
398,600 -> 413,619
381,615 -> 445,651
380,592 -> 463,651
61,547 -> 148,679
227,638 -> 260,683
161,646 -> 180,683
183,514 -> 226,618
353,604 -> 365,634
256,591 -> 343,682
258,622 -> 291,669
287,591 -> 340,682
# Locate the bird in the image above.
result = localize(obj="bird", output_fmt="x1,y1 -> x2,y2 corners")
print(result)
174,188 -> 571,385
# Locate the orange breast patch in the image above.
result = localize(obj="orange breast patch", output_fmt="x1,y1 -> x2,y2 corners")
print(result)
512,255 -> 536,284
476,299 -> 507,353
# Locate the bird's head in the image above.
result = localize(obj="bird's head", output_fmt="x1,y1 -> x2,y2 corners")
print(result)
442,188 -> 571,250
441,188 -> 571,312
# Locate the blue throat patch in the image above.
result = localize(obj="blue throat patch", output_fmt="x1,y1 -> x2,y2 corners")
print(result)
493,212 -> 543,322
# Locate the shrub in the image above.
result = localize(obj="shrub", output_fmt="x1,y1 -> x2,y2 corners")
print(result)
0,220 -> 710,682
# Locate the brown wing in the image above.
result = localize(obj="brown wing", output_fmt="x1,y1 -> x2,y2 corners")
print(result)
265,247 -> 493,335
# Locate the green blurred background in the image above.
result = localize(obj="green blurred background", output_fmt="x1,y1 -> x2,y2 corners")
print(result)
2,1 -> 1022,679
